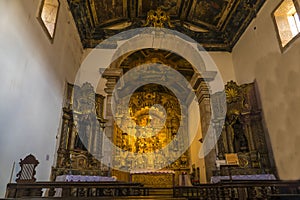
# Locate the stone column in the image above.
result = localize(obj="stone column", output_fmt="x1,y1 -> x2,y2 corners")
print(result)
197,82 -> 217,182
102,69 -> 122,168
189,72 -> 218,182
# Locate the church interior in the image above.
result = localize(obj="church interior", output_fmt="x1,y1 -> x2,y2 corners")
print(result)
1,0 -> 300,199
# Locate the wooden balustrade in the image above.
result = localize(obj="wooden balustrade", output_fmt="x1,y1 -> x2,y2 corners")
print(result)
174,180 -> 300,199
5,181 -> 146,198
5,180 -> 300,199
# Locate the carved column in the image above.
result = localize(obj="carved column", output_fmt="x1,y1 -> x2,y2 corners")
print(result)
91,118 -> 103,159
92,122 -> 98,155
69,119 -> 76,151
56,109 -> 72,171
59,110 -> 71,151
243,114 -> 255,152
87,115 -> 98,154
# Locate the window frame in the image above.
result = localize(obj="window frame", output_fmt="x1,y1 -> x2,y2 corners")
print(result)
37,0 -> 60,43
272,0 -> 300,52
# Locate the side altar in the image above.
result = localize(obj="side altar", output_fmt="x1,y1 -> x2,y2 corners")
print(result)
211,81 -> 277,177
51,83 -> 109,180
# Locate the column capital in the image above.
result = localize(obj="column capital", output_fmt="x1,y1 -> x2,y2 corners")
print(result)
102,68 -> 123,79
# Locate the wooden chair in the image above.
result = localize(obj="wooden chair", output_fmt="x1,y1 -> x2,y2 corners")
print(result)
16,154 -> 39,183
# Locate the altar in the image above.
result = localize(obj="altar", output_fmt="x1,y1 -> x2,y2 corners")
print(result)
130,170 -> 175,188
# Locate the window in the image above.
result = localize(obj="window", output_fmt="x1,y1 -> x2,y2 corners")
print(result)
273,0 -> 300,49
38,0 -> 60,41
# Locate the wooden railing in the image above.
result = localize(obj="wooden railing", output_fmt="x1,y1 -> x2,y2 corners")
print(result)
174,180 -> 300,199
6,180 -> 300,199
5,181 -> 147,198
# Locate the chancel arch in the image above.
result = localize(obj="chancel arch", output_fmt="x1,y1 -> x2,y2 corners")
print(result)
102,47 -> 219,184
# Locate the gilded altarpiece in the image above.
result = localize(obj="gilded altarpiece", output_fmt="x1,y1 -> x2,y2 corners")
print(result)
213,81 -> 276,176
112,84 -> 190,185
51,82 -> 107,180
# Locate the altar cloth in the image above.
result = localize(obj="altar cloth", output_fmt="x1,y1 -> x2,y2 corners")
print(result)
130,169 -> 175,174
55,175 -> 116,182
211,174 -> 276,183
54,175 -> 116,197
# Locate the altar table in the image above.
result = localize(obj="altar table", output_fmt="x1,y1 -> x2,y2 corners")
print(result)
211,174 -> 276,183
130,170 -> 175,188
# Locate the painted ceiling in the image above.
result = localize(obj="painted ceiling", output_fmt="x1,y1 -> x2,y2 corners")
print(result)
67,0 -> 265,51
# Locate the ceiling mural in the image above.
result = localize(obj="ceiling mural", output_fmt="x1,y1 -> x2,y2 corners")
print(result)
67,0 -> 265,51
113,49 -> 195,101
93,0 -> 126,23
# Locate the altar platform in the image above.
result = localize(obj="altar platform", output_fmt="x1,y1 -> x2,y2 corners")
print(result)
130,170 -> 175,188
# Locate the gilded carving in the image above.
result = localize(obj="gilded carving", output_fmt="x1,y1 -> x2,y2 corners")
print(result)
131,173 -> 174,188
144,8 -> 174,28
51,82 -> 107,180
215,81 -> 276,176
112,84 -> 189,172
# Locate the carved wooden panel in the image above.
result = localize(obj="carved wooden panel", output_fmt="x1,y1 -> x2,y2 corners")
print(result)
51,82 -> 107,180
131,172 -> 174,187
214,81 -> 276,176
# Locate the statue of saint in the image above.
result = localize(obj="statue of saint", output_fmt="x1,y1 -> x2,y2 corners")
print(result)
226,111 -> 249,153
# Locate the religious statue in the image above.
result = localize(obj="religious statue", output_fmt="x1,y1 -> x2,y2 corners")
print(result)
232,120 -> 249,152
51,82 -> 106,180
226,112 -> 249,153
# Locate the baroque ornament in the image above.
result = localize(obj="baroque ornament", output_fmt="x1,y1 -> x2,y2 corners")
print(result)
144,8 -> 174,28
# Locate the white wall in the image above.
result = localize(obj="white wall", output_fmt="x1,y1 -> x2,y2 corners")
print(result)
232,0 -> 300,180
209,52 -> 236,83
0,0 -> 82,197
